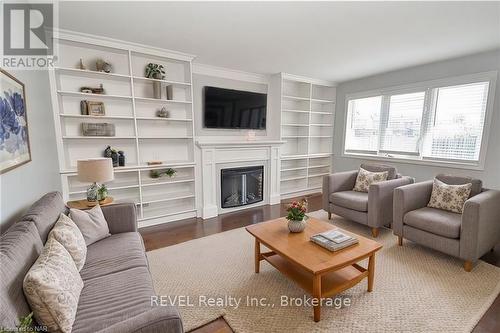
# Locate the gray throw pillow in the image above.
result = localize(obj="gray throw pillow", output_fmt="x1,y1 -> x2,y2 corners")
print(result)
70,205 -> 110,246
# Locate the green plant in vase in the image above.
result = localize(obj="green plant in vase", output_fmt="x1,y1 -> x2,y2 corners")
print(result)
145,63 -> 166,99
150,168 -> 176,179
97,184 -> 108,201
145,63 -> 165,80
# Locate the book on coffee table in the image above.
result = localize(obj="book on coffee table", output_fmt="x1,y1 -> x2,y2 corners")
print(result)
310,230 -> 359,252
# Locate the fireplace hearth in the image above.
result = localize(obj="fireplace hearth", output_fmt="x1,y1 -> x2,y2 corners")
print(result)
221,166 -> 264,208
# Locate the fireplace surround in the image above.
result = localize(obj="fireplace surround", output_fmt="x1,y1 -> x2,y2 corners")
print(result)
196,140 -> 284,218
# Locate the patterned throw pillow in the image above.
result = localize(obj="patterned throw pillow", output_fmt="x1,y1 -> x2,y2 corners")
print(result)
48,214 -> 87,271
23,238 -> 84,333
353,167 -> 389,192
427,179 -> 472,214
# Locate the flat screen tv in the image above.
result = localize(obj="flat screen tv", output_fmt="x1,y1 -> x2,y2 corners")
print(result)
203,86 -> 267,129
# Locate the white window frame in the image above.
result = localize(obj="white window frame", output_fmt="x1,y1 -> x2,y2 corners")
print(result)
342,71 -> 497,170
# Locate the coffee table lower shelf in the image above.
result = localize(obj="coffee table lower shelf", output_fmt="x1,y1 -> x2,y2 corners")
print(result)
262,252 -> 368,298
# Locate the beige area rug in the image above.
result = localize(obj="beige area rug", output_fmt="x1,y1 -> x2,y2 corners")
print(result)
147,210 -> 500,333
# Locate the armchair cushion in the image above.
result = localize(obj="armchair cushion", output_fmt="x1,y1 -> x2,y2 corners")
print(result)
427,179 -> 472,214
360,163 -> 397,180
436,174 -> 482,198
403,207 -> 462,239
353,167 -> 388,192
330,191 -> 368,212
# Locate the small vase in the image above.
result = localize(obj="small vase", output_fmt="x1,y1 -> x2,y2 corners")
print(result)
287,219 -> 306,233
153,81 -> 162,99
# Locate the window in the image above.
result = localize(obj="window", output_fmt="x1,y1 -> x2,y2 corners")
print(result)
381,92 -> 425,155
343,72 -> 495,168
422,82 -> 489,161
345,96 -> 381,153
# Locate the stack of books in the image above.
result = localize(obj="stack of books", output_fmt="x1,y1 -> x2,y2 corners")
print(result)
310,229 -> 359,252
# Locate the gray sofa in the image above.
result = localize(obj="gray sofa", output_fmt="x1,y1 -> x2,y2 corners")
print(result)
0,192 -> 183,333
393,174 -> 500,272
323,164 -> 414,237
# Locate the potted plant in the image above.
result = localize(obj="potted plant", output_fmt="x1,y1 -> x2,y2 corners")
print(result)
285,200 -> 308,233
150,168 -> 176,179
145,63 -> 166,99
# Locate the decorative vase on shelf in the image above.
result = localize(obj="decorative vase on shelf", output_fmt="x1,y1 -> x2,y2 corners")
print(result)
287,219 -> 306,233
285,200 -> 308,233
153,77 -> 162,99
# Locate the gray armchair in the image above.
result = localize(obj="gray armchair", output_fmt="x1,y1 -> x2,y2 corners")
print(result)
323,164 -> 414,237
393,174 -> 500,272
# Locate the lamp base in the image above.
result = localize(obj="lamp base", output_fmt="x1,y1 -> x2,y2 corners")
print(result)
86,182 -> 109,202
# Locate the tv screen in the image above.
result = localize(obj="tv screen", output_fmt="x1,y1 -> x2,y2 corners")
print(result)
203,86 -> 267,129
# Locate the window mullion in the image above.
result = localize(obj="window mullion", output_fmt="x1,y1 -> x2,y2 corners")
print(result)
378,95 -> 390,154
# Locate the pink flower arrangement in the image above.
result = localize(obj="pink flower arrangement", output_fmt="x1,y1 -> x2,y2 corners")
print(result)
286,200 -> 308,221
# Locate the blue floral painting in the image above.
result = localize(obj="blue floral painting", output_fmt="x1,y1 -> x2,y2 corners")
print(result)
1,70 -> 31,174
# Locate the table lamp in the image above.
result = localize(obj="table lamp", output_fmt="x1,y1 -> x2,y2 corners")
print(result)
77,158 -> 114,204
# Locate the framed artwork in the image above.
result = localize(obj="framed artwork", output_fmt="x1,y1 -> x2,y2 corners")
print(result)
0,69 -> 31,174
87,101 -> 105,116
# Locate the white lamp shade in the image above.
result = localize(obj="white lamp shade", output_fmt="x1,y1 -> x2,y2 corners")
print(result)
77,158 -> 114,183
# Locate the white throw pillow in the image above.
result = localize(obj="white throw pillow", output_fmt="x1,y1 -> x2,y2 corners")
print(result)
428,179 -> 472,214
23,238 -> 83,333
353,167 -> 389,193
70,205 -> 110,246
48,213 -> 87,271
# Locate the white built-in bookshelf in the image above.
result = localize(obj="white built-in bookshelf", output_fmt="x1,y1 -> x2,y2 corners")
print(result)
279,73 -> 336,198
49,32 -> 197,227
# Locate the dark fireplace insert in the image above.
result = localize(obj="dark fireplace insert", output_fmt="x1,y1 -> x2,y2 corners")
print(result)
221,166 -> 264,208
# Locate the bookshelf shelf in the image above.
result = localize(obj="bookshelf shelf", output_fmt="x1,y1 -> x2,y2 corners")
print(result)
50,33 -> 197,227
278,73 -> 336,198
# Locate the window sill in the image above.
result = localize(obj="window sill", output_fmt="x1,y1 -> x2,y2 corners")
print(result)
341,152 -> 485,171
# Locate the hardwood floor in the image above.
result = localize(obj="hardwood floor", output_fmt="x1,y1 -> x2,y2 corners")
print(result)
140,193 -> 500,333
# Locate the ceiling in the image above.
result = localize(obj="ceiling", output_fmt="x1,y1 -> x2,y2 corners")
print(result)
58,1 -> 500,83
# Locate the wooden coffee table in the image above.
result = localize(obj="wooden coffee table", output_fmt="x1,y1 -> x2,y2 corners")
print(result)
246,217 -> 382,322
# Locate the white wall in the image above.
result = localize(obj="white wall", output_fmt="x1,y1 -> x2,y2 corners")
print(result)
0,70 -> 62,230
333,49 -> 500,189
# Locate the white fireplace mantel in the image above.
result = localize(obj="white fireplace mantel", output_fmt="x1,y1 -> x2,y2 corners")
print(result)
196,140 -> 285,148
196,140 -> 284,219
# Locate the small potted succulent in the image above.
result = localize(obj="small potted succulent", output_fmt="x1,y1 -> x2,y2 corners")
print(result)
285,200 -> 308,233
145,63 -> 166,99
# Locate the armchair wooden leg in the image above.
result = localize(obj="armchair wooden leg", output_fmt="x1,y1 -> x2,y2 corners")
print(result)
371,227 -> 379,238
328,211 -> 332,220
464,260 -> 473,272
398,236 -> 403,246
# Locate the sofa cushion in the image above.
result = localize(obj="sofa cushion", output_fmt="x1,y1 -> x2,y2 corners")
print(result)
404,207 -> 462,239
72,267 -> 155,333
70,205 -> 111,246
436,174 -> 482,198
330,190 -> 369,212
23,237 -> 84,333
48,214 -> 87,271
21,192 -> 67,242
80,232 -> 148,281
360,163 -> 397,180
0,221 -> 43,330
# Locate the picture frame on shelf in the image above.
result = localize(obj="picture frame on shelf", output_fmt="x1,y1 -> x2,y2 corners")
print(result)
0,69 -> 31,174
87,101 -> 105,116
